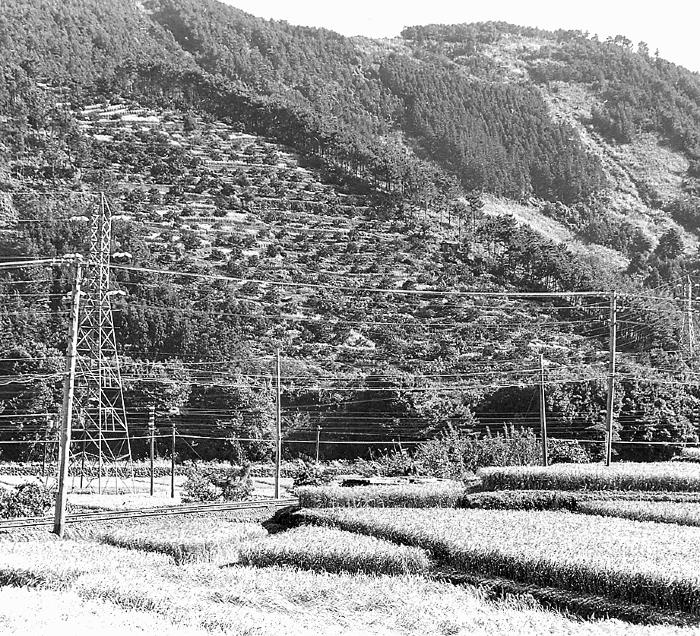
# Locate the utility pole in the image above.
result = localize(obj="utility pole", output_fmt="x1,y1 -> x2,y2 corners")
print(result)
170,424 -> 176,499
275,349 -> 282,499
148,405 -> 156,496
315,424 -> 321,463
605,292 -> 618,467
539,354 -> 548,467
686,275 -> 695,358
42,413 -> 50,478
53,261 -> 83,538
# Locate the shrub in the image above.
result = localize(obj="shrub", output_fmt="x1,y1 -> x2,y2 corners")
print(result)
413,426 -> 540,479
291,460 -> 334,488
373,450 -> 419,477
413,429 -> 473,480
675,447 -> 700,463
0,482 -> 54,518
181,465 -> 253,503
547,440 -> 590,464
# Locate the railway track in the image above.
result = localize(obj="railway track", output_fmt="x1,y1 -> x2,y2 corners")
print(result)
0,497 -> 299,530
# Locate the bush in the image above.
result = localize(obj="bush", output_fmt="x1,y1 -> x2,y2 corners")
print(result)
413,426 -> 540,479
0,482 -> 54,518
181,465 -> 253,503
291,460 -> 334,488
547,440 -> 590,464
373,451 -> 419,477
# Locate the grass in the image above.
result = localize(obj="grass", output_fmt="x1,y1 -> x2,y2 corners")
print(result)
73,517 -> 267,564
479,462 -> 700,492
0,587 -> 208,636
461,489 -> 579,511
297,481 -> 466,508
239,525 -> 432,575
578,500 -> 700,527
301,507 -> 700,615
1,534 -> 680,635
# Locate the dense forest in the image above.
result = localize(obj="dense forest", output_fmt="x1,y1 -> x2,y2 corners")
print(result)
1,0 -> 700,461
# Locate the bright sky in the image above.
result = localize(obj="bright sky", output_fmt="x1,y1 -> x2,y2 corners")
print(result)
221,0 -> 700,73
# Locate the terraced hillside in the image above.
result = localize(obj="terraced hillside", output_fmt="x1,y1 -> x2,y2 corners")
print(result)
1,1 -> 699,457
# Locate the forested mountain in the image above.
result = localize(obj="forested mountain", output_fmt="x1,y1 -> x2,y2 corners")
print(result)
2,0 -> 700,459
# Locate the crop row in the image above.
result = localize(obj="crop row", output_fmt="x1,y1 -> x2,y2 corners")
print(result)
479,462 -> 700,492
300,507 -> 700,615
239,525 -> 431,576
297,482 -> 466,509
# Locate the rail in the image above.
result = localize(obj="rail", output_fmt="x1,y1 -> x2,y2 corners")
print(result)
0,497 -> 299,531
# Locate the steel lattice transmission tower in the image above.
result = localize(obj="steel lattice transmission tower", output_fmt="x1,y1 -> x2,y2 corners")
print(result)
74,193 -> 133,493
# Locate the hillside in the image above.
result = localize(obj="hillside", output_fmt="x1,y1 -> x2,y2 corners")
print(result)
1,0 -> 700,457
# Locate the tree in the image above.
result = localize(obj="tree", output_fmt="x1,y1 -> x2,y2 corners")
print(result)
655,228 -> 684,260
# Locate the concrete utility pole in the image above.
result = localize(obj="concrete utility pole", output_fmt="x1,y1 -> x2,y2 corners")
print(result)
53,261 -> 83,538
170,424 -> 176,499
605,292 -> 618,467
148,405 -> 156,496
686,275 -> 695,358
315,424 -> 321,463
539,354 -> 548,467
274,349 -> 282,498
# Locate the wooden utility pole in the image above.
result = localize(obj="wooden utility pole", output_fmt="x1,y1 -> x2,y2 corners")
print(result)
315,424 -> 321,463
148,405 -> 156,496
53,261 -> 83,538
539,354 -> 548,467
170,424 -> 176,499
274,349 -> 282,499
605,292 -> 618,467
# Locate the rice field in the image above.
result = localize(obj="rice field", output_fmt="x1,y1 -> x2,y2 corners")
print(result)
72,517 -> 267,564
297,481 -> 465,508
301,507 -> 700,615
578,499 -> 700,527
479,462 -> 700,492
1,533 -> 680,635
240,525 -> 432,575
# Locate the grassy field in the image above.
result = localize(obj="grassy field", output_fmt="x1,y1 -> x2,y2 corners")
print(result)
71,516 -> 267,564
578,499 -> 700,527
479,462 -> 700,492
2,528 -> 684,635
301,507 -> 700,615
297,481 -> 465,508
240,525 -> 432,575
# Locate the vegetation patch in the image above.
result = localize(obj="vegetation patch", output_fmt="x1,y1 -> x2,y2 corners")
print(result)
578,500 -> 700,527
0,537 -> 646,636
461,490 -> 579,511
297,481 -> 466,508
479,462 -> 700,492
239,525 -> 432,575
181,465 -> 252,503
0,483 -> 54,518
301,507 -> 700,614
73,518 -> 266,564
